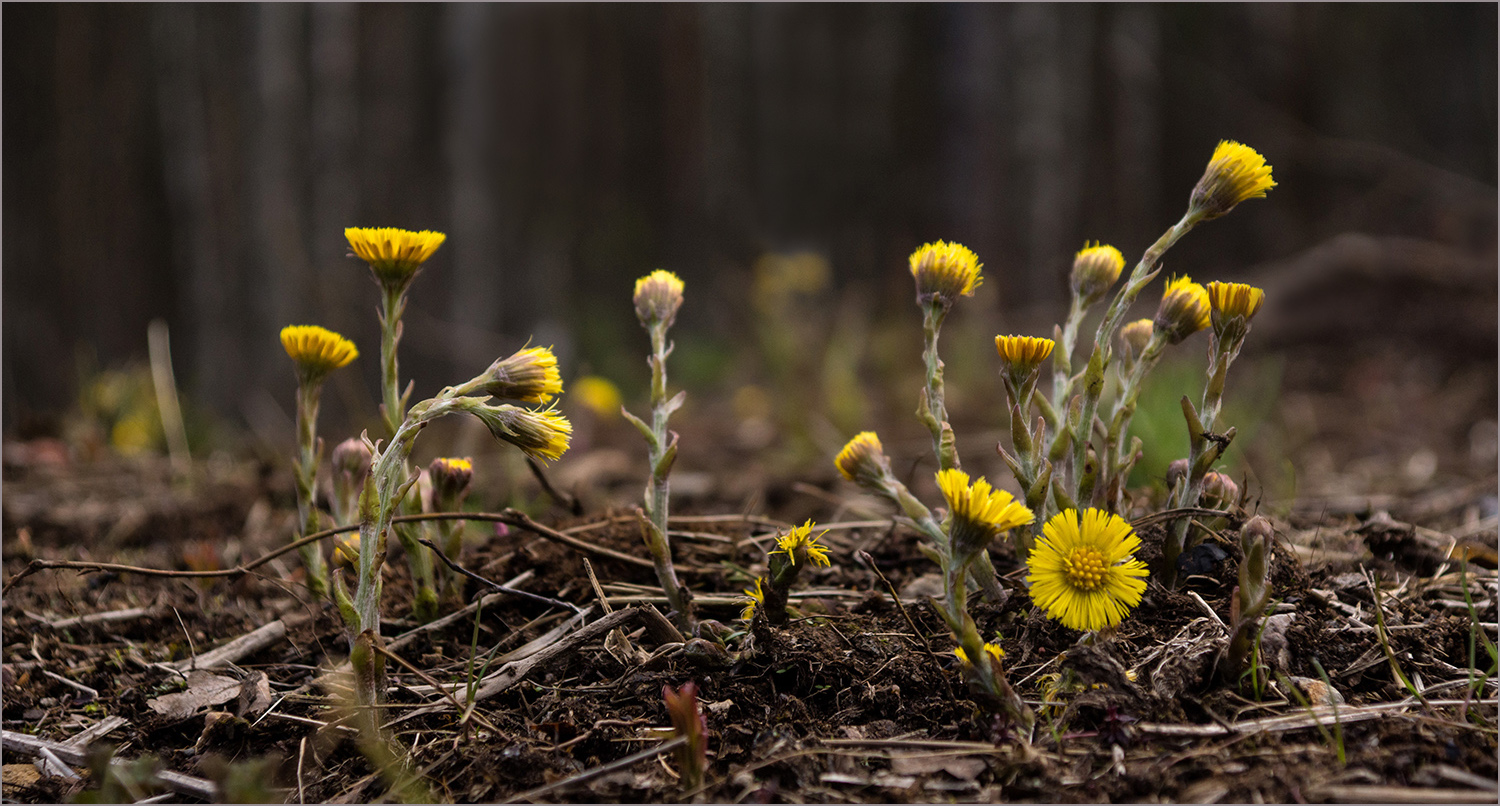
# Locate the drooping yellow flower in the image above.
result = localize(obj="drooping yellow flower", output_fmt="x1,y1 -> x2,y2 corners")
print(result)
909,240 -> 983,304
1205,281 -> 1265,323
834,431 -> 889,486
936,468 -> 1035,557
1152,275 -> 1211,345
470,403 -> 573,462
1026,508 -> 1149,632
476,346 -> 563,404
740,577 -> 766,621
994,335 -> 1056,372
280,325 -> 359,382
633,269 -> 686,329
771,520 -> 832,568
345,227 -> 447,289
1071,242 -> 1126,302
954,642 -> 1005,668
571,375 -> 624,420
1189,141 -> 1276,220
1117,318 -> 1156,362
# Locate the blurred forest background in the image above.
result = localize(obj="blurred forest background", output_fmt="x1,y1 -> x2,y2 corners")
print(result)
4,4 -> 1496,497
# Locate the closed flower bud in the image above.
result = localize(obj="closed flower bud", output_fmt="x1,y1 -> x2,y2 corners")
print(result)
345,227 -> 446,292
1189,141 -> 1276,221
633,270 -> 685,329
909,240 -> 983,307
1070,242 -> 1126,304
428,457 -> 474,511
1165,458 -> 1190,493
330,438 -> 372,524
1118,319 -> 1155,363
1200,471 -> 1240,512
1153,276 -> 1211,345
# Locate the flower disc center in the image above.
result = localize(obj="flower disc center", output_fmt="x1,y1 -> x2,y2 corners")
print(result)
1063,547 -> 1108,591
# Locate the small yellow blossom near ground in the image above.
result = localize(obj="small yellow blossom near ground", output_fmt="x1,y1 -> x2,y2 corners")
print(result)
1026,508 -> 1149,632
571,375 -> 623,420
740,577 -> 766,621
771,520 -> 832,568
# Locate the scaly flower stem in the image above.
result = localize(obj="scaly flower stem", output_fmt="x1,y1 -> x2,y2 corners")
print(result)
379,285 -> 408,438
1101,332 -> 1168,512
1069,213 -> 1198,506
919,303 -> 959,472
293,380 -> 329,598
643,322 -> 692,631
1162,331 -> 1241,587
919,303 -> 1007,601
1047,294 -> 1088,427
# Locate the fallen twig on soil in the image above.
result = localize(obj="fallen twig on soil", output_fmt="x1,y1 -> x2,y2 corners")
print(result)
1,730 -> 217,800
1134,698 -> 1497,737
171,616 -> 300,672
501,736 -> 686,803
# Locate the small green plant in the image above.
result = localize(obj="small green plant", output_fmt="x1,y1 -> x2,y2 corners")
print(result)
662,681 -> 708,793
739,520 -> 831,625
1217,516 -> 1274,684
622,270 -> 694,632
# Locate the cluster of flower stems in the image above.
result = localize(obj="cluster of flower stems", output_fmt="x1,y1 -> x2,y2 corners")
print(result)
277,140 -> 1281,748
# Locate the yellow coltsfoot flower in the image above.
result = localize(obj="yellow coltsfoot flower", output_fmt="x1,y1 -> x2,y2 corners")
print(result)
633,269 -> 686,329
469,403 -> 573,462
834,431 -> 891,487
1026,508 -> 1149,632
571,375 -> 623,420
909,240 -> 983,305
953,642 -> 1005,668
994,335 -> 1056,373
1152,275 -> 1211,345
1070,242 -> 1126,303
771,519 -> 832,568
428,457 -> 474,504
1206,281 -> 1266,324
475,346 -> 564,404
936,468 -> 1035,557
1189,140 -> 1276,221
740,577 -> 766,621
345,227 -> 447,290
280,325 -> 359,383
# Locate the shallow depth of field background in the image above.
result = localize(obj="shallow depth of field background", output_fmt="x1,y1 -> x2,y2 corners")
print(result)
4,4 -> 1496,505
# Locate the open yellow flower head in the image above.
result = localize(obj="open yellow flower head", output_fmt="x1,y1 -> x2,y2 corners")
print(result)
1152,275 -> 1211,345
1071,242 -> 1126,302
280,325 -> 358,382
477,346 -> 563,404
740,577 -> 766,621
1206,281 -> 1266,325
936,468 -> 1035,557
571,375 -> 623,420
1118,318 -> 1155,362
1026,508 -> 1149,632
1189,141 -> 1276,221
634,269 -> 686,329
772,519 -> 832,568
834,431 -> 891,487
345,227 -> 446,289
469,403 -> 573,462
995,335 -> 1056,373
953,642 -> 1005,669
909,240 -> 983,305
